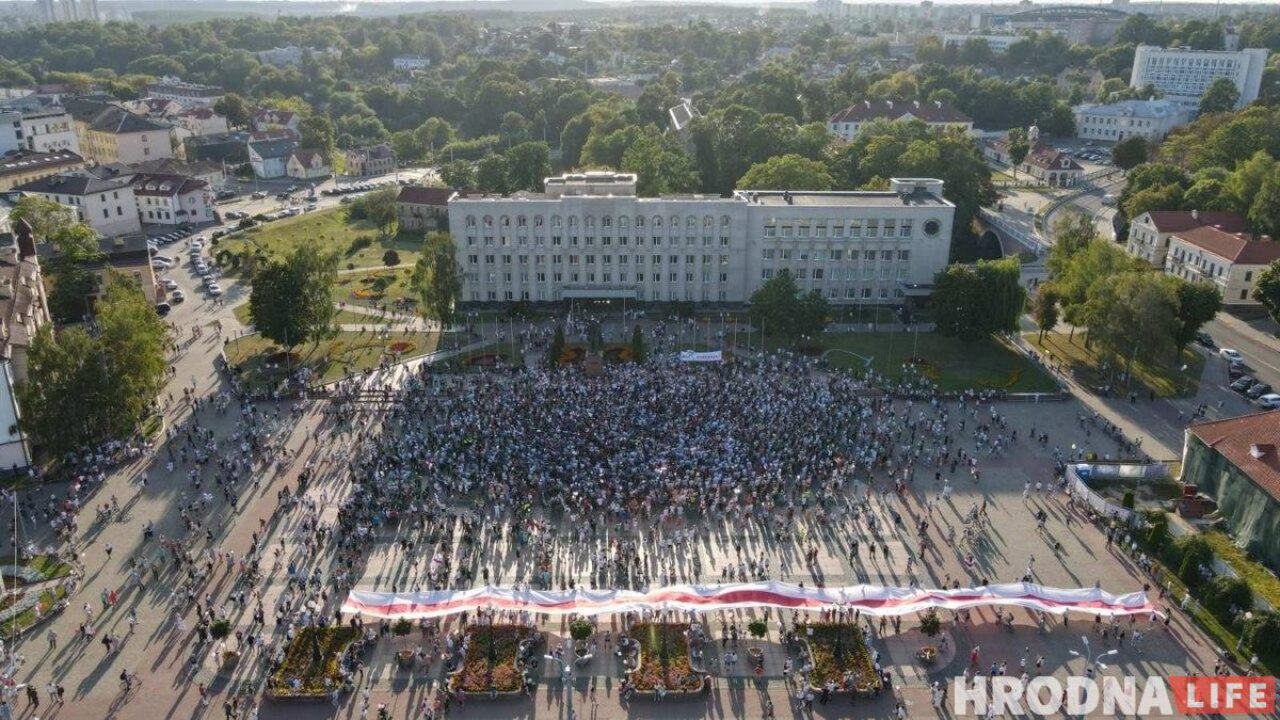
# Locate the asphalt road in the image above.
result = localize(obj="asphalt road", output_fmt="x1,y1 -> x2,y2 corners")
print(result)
1204,314 -> 1280,392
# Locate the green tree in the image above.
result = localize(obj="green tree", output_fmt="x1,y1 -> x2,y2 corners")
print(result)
1249,168 -> 1280,240
1033,288 -> 1060,342
1199,77 -> 1241,115
213,92 -> 252,128
440,160 -> 476,189
1253,260 -> 1280,323
504,142 -> 551,193
1048,211 -> 1099,279
409,231 -> 462,333
357,186 -> 398,236
621,128 -> 699,196
1054,239 -> 1142,340
476,154 -> 510,194
247,246 -> 339,350
19,272 -> 169,457
1006,128 -> 1030,179
737,154 -> 833,191
1083,271 -> 1180,380
932,258 -> 1025,341
1112,135 -> 1148,170
1173,280 -> 1223,352
548,324 -> 566,368
299,114 -> 337,160
747,270 -> 829,343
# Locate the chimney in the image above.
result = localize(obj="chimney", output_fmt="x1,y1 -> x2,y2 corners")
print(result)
1191,209 -> 1199,222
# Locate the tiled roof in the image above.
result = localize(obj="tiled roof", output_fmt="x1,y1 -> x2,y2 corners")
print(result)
249,138 -> 297,160
1189,412 -> 1280,502
829,99 -> 971,125
291,149 -> 326,167
0,149 -> 84,179
349,144 -> 394,160
396,186 -> 452,206
131,172 -> 208,197
1141,210 -> 1248,234
1172,226 -> 1280,265
0,221 -> 45,354
1024,144 -> 1083,172
15,172 -> 133,196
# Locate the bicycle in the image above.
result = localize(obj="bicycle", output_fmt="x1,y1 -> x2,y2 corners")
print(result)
120,672 -> 142,693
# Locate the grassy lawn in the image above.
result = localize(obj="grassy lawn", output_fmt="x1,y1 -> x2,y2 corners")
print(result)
334,267 -> 417,306
233,302 -> 403,330
813,332 -> 1060,393
224,329 -> 440,390
1028,331 -> 1204,398
1,585 -> 67,637
1202,531 -> 1280,612
220,207 -> 423,271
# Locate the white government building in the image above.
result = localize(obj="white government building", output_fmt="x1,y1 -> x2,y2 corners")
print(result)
1129,45 -> 1269,112
1073,99 -> 1194,142
447,173 -> 955,305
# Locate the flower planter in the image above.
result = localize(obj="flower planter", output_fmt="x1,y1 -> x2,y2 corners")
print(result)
917,646 -> 938,666
797,623 -> 881,698
627,623 -> 706,694
396,649 -> 416,669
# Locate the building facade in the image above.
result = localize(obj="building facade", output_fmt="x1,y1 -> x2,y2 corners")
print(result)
396,186 -> 451,232
344,144 -> 396,177
19,107 -> 79,154
145,77 -> 225,108
940,34 -> 1022,55
1164,226 -> 1280,305
393,56 -> 432,71
1125,210 -> 1246,267
68,102 -> 173,165
448,173 -> 955,305
286,150 -> 329,180
131,173 -> 214,227
0,111 -> 21,155
828,100 -> 973,141
15,173 -> 141,238
248,139 -> 296,179
0,149 -> 85,192
1073,99 -> 1193,141
1129,45 -> 1269,112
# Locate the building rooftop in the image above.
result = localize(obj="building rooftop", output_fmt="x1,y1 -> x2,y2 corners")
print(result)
397,186 -> 452,206
348,144 -> 395,160
0,149 -> 84,179
829,99 -> 971,125
740,188 -> 951,208
15,172 -> 133,196
1141,210 -> 1248,235
249,138 -> 298,160
131,173 -> 208,197
1172,226 -> 1280,265
291,149 -> 326,167
0,220 -> 44,355
1189,412 -> 1280,503
1074,99 -> 1188,119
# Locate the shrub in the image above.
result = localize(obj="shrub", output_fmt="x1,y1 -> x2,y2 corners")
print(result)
393,618 -> 413,636
1202,575 -> 1253,623
347,235 -> 374,256
919,610 -> 942,638
569,618 -> 593,642
383,250 -> 400,266
1243,612 -> 1280,669
347,262 -> 355,271
210,618 -> 232,640
1122,491 -> 1135,509
747,619 -> 767,639
1177,535 -> 1215,589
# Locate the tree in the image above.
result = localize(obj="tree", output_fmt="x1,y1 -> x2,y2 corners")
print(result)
213,93 -> 252,128
1254,260 -> 1280,323
548,324 -> 566,368
1173,280 -> 1222,352
1082,271 -> 1180,381
476,154 -> 510,194
1033,288 -> 1060,342
630,325 -> 646,363
1053,239 -> 1142,340
1048,211 -> 1099,279
409,232 -> 462,332
1002,128 -> 1029,178
247,246 -> 339,350
1249,169 -> 1280,240
440,160 -> 476,189
504,142 -> 550,193
737,154 -> 833,191
1112,135 -> 1148,170
621,128 -> 699,196
1199,77 -> 1241,115
19,272 -> 168,457
747,270 -> 829,343
356,187 -> 398,236
932,258 -> 1025,341
299,114 -> 337,160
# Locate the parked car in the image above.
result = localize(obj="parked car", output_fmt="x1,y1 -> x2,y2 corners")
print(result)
162,278 -> 179,290
1219,348 -> 1244,363
1247,383 -> 1273,399
1256,393 -> 1280,409
154,302 -> 171,316
151,259 -> 171,271
251,191 -> 267,199
170,289 -> 185,303
1229,365 -> 1247,380
206,284 -> 223,296
1230,377 -> 1257,393
215,189 -> 236,201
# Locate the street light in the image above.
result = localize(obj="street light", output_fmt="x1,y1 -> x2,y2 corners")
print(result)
544,645 -> 574,718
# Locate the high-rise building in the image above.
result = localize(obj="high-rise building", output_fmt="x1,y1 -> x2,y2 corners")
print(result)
37,0 -> 99,23
1129,45 -> 1269,112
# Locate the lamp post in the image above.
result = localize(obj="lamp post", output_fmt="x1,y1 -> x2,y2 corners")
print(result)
544,643 -> 574,719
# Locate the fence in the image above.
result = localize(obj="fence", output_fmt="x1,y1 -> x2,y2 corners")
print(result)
1066,462 -> 1173,524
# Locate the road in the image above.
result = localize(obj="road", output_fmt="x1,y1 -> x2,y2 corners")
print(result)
1205,313 -> 1280,391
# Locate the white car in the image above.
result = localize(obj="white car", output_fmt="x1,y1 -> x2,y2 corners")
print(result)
1219,348 -> 1244,363
1257,393 -> 1280,409
170,289 -> 185,303
162,279 -> 179,290
151,259 -> 171,270
206,285 -> 223,296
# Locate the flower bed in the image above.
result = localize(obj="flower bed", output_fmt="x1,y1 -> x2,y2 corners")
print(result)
804,623 -> 880,693
267,627 -> 359,699
450,625 -> 537,694
388,341 -> 415,354
629,623 -> 704,693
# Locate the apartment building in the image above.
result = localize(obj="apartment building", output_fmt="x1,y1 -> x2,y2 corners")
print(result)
65,100 -> 173,165
131,173 -> 214,227
0,149 -> 86,192
145,77 -> 225,108
344,144 -> 396,177
447,172 -> 955,305
1165,226 -> 1280,305
828,99 -> 973,141
1126,210 -> 1247,267
18,106 -> 79,153
15,172 -> 141,237
1129,45 -> 1269,112
1074,99 -> 1193,142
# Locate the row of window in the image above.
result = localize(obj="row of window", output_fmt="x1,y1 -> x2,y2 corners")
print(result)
465,270 -> 908,289
465,236 -> 732,248
467,254 -> 732,266
470,287 -> 908,302
765,248 -> 910,261
465,214 -> 732,229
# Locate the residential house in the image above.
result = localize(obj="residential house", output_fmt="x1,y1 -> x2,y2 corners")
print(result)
17,106 -> 79,154
130,173 -> 214,227
14,172 -> 141,237
286,149 -> 329,181
131,158 -> 225,191
0,221 -> 47,469
172,107 -> 229,138
828,99 -> 973,141
984,126 -> 1083,187
1164,226 -> 1280,305
344,144 -> 395,177
396,186 -> 451,232
251,109 -> 301,135
393,55 -> 432,71
1125,210 -> 1247,267
65,99 -> 173,165
0,149 -> 85,192
667,98 -> 700,137
247,138 -> 297,179
1181,413 -> 1280,572
145,76 -> 224,108
0,110 -> 20,155
37,233 -> 159,305
184,131 -> 250,164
